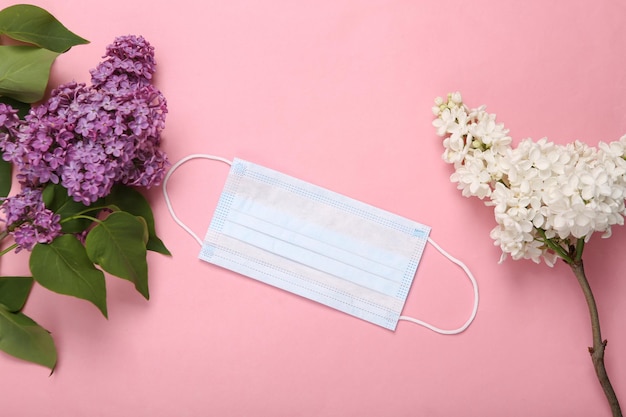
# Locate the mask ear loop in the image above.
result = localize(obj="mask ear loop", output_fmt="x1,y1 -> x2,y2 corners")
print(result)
398,237 -> 479,335
162,154 -> 232,245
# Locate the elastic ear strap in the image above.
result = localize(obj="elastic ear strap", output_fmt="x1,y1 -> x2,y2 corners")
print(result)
398,237 -> 479,335
162,154 -> 232,246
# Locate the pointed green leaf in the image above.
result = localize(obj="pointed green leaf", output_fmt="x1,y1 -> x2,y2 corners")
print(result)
30,235 -> 107,317
0,46 -> 59,103
105,185 -> 171,255
42,183 -> 102,233
0,305 -> 57,370
0,276 -> 33,312
0,159 -> 11,198
86,212 -> 150,299
146,234 -> 169,255
0,4 -> 89,53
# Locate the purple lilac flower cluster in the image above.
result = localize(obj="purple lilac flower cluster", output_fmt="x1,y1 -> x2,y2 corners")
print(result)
0,35 -> 168,206
0,188 -> 62,252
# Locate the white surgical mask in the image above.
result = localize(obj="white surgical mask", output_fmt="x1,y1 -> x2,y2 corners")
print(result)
163,154 -> 478,334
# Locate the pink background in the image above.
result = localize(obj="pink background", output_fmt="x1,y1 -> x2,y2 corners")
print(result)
1,0 -> 625,416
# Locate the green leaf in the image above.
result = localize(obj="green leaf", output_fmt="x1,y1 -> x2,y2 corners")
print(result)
0,305 -> 57,370
0,45 -> 59,103
105,185 -> 171,255
0,4 -> 89,53
0,276 -> 34,312
30,235 -> 107,318
0,158 -> 11,198
86,212 -> 150,299
42,183 -> 101,233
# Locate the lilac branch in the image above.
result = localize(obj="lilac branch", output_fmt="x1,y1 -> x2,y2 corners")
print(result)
569,261 -> 622,417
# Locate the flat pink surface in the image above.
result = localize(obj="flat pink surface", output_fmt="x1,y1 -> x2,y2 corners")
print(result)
1,1 -> 625,416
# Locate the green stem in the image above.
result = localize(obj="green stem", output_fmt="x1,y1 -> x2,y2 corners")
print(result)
60,214 -> 101,224
0,243 -> 17,257
569,260 -> 622,417
537,230 -> 573,263
72,205 -> 111,217
575,238 -> 585,262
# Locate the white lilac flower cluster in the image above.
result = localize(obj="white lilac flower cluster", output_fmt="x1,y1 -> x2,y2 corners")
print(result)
433,92 -> 626,266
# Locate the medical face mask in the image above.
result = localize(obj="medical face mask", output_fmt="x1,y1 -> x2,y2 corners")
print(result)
163,154 -> 478,334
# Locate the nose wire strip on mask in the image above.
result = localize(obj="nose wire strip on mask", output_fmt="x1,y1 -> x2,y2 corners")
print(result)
162,154 -> 479,335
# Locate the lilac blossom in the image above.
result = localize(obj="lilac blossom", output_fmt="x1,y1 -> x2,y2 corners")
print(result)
0,35 -> 169,206
0,188 -> 62,252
